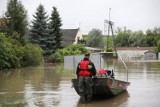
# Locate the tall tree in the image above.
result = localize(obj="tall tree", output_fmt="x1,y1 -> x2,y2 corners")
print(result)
146,27 -> 160,47
48,7 -> 62,51
30,4 -> 49,55
129,30 -> 146,47
87,28 -> 102,47
5,0 -> 28,44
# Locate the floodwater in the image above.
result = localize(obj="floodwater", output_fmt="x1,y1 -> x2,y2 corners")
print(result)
0,61 -> 160,107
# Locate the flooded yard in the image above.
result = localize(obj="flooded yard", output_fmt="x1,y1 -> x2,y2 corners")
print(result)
0,61 -> 160,107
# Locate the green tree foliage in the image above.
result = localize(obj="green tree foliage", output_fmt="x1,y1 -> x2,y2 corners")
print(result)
156,40 -> 160,52
87,28 -> 103,47
48,7 -> 62,51
129,30 -> 146,47
30,4 -> 49,55
146,27 -> 160,47
0,33 -> 43,70
5,0 -> 28,44
146,29 -> 155,46
0,33 -> 19,69
20,44 -> 43,67
154,40 -> 160,52
115,27 -> 147,47
54,44 -> 88,62
115,28 -> 131,47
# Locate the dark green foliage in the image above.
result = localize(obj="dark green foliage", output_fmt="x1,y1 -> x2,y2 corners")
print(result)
115,28 -> 147,47
19,44 -> 43,67
54,44 -> 88,62
0,33 -> 43,70
156,40 -> 160,52
5,0 -> 28,44
146,27 -> 160,47
0,33 -> 19,69
87,29 -> 103,47
48,7 -> 62,51
115,28 -> 131,47
115,27 -> 160,47
30,4 -> 49,55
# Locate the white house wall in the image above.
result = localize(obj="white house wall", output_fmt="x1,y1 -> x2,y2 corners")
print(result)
74,30 -> 83,44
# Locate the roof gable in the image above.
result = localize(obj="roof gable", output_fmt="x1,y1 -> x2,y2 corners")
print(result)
61,29 -> 79,47
62,29 -> 79,41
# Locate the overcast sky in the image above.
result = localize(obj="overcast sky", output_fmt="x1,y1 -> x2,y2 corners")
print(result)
0,0 -> 160,34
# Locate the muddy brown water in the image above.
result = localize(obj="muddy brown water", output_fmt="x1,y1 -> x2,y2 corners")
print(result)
0,62 -> 160,107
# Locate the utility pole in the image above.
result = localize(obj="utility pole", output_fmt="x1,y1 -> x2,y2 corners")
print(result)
104,8 -> 116,52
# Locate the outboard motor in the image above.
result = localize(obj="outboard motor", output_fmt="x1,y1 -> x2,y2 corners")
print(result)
105,69 -> 115,78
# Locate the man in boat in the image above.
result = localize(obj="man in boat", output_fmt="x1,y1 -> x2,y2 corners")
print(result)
76,52 -> 96,103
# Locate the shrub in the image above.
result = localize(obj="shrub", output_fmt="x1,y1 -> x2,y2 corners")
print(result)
0,33 -> 20,69
20,43 -> 43,67
0,33 -> 43,70
54,44 -> 88,62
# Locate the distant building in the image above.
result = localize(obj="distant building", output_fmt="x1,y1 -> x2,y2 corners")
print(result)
0,18 -> 8,26
61,28 -> 83,47
144,50 -> 157,60
0,18 -> 8,32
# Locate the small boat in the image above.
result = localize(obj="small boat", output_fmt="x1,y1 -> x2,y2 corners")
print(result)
72,52 -> 130,97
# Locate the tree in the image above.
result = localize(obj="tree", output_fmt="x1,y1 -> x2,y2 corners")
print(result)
115,28 -> 147,47
30,4 -> 49,55
129,30 -> 146,47
87,28 -> 102,47
5,0 -> 28,44
156,40 -> 160,52
115,28 -> 131,47
146,29 -> 156,46
146,27 -> 160,47
48,7 -> 62,51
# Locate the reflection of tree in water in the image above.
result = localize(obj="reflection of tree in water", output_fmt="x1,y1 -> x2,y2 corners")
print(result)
0,68 -> 33,106
0,69 -> 26,93
24,63 -> 63,107
0,63 -> 67,106
43,63 -> 62,90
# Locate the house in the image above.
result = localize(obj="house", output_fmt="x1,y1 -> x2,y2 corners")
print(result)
61,28 -> 83,47
0,18 -> 7,26
144,50 -> 157,60
0,18 -> 8,26
0,18 -> 8,32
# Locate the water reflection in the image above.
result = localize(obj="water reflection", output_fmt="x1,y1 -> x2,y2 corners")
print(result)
0,62 -> 160,107
76,91 -> 129,107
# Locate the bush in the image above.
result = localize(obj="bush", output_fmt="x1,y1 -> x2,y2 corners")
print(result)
54,44 -> 88,62
19,44 -> 43,67
0,33 -> 43,70
9,32 -> 43,67
0,33 -> 20,69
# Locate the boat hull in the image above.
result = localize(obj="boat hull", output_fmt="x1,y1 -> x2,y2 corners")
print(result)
72,78 -> 130,97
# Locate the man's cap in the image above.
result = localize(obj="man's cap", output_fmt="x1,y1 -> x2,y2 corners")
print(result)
85,52 -> 90,56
